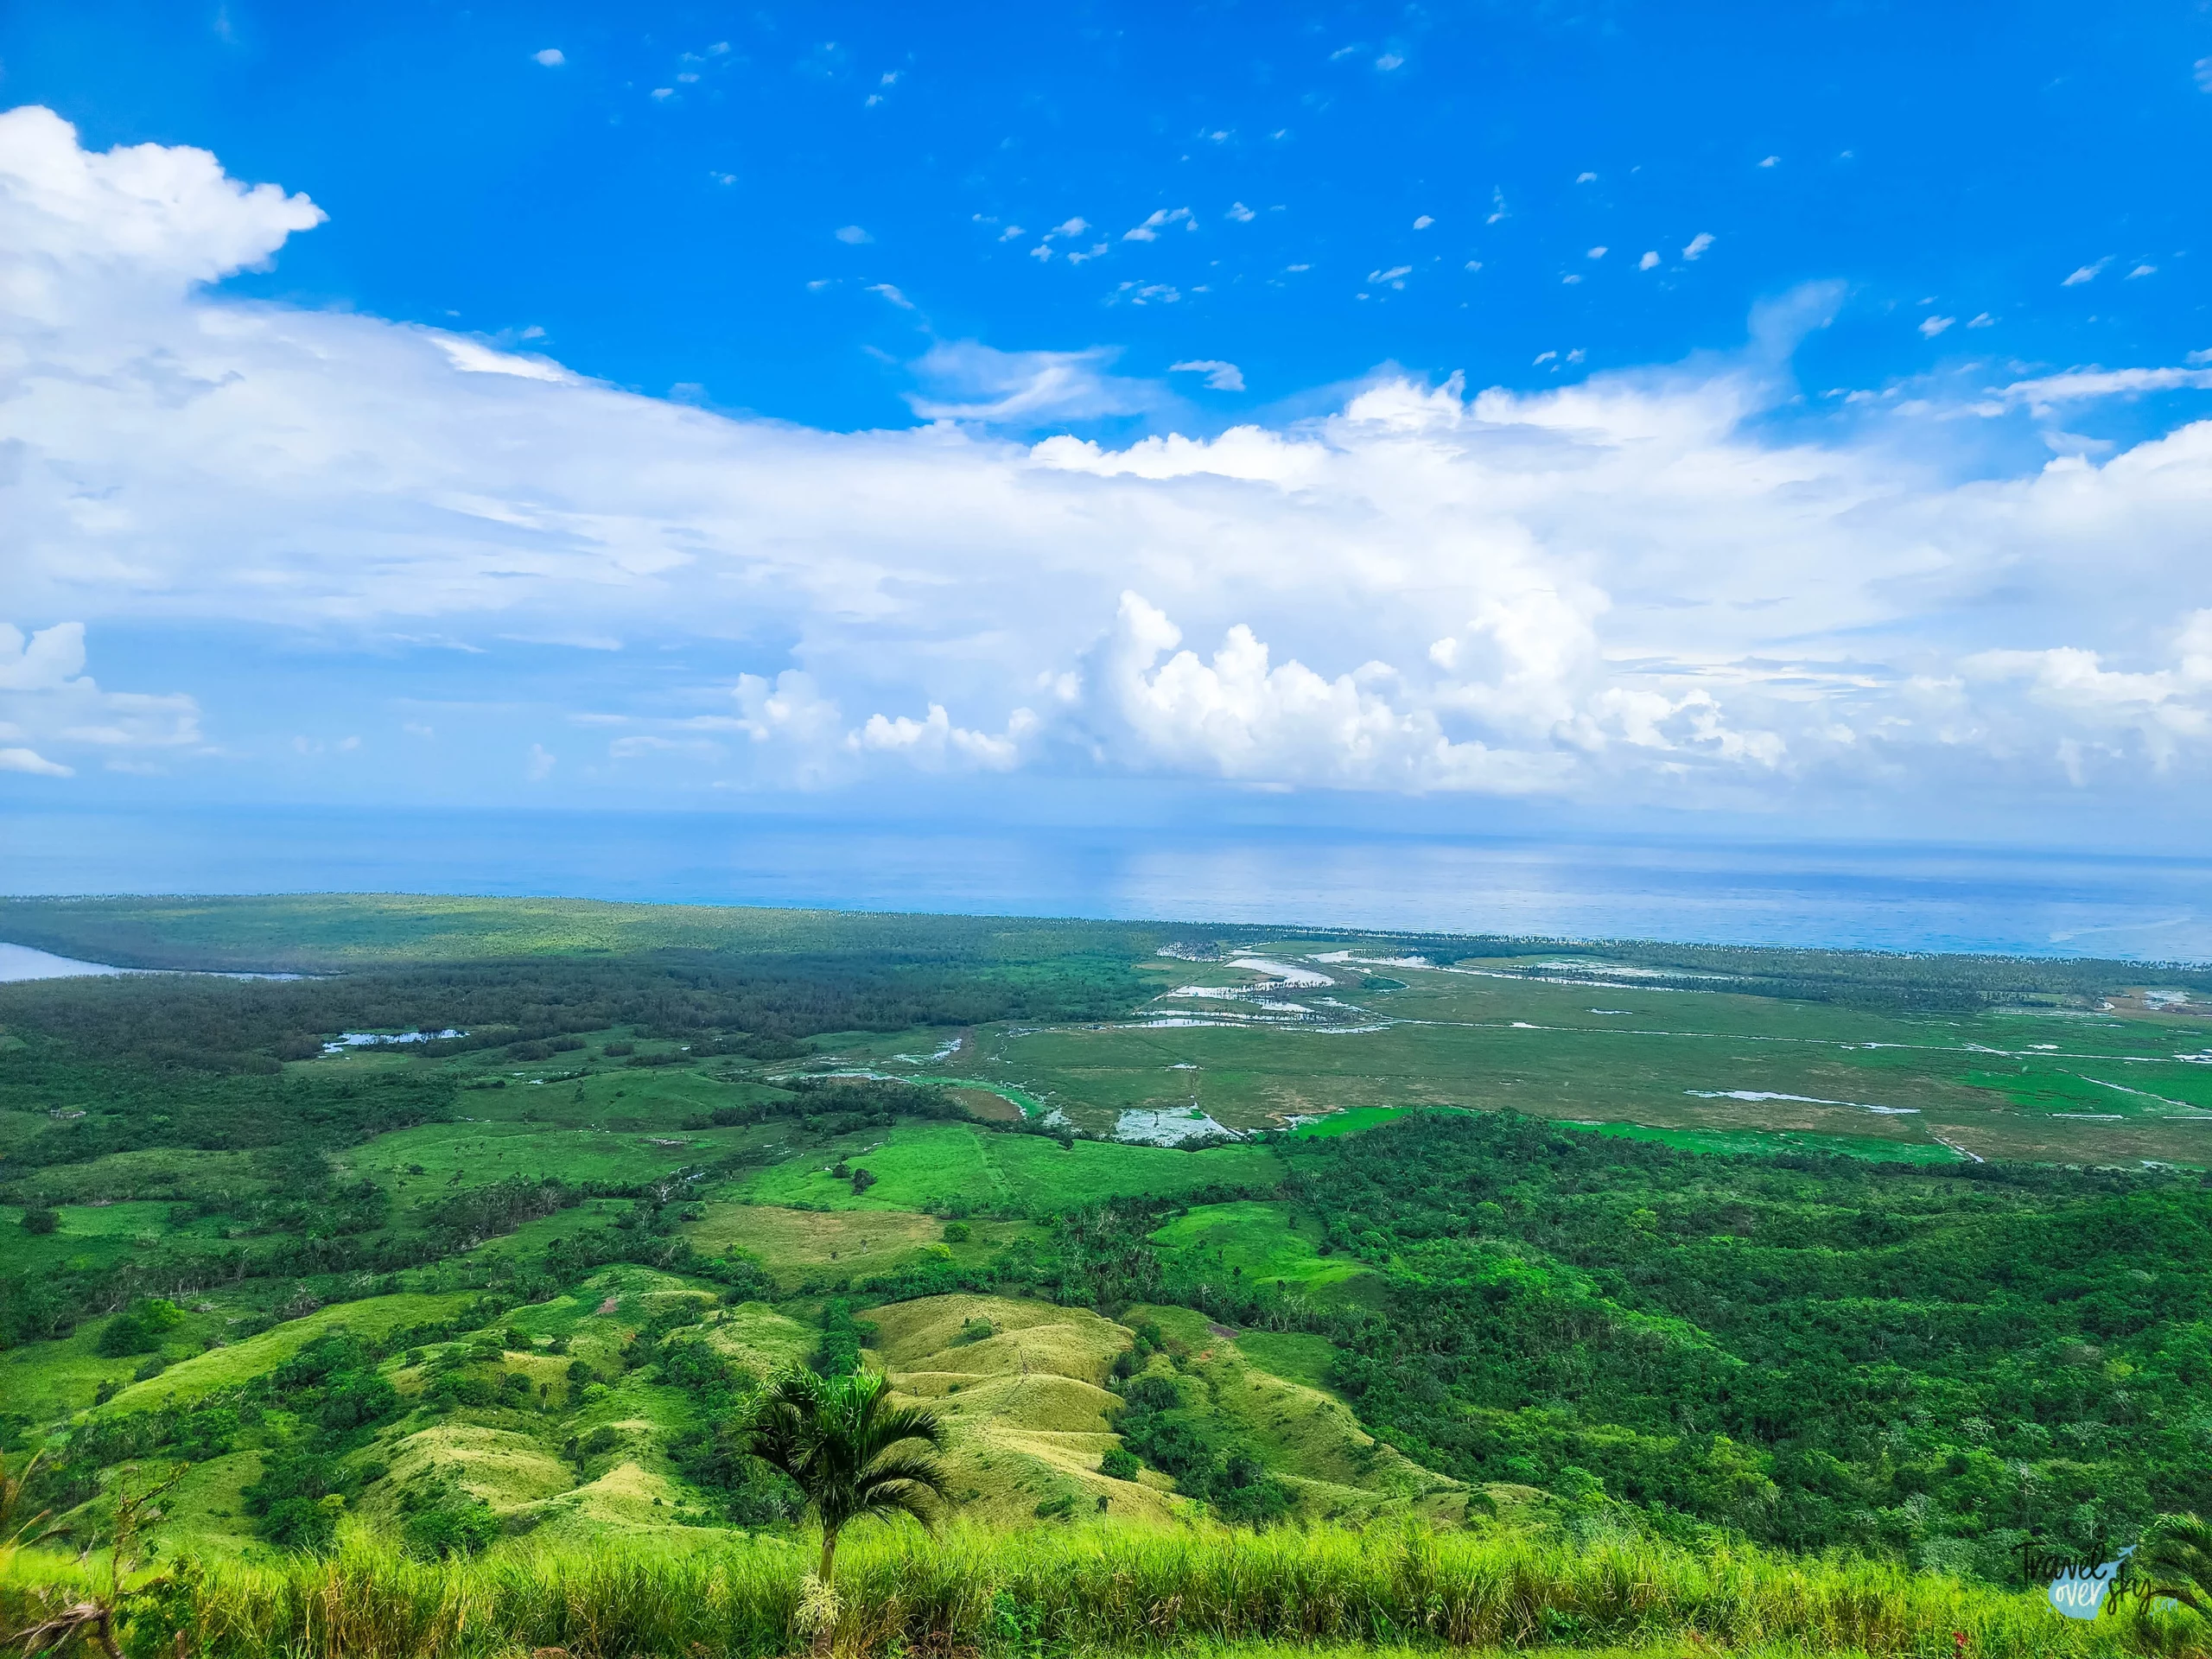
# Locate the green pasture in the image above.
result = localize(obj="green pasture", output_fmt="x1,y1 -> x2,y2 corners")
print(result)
1149,1201 -> 1369,1294
431,1056 -> 769,1122
341,1121 -> 741,1192
682,1202 -> 1027,1288
4,1147 -> 268,1206
0,1198 -> 242,1277
919,1076 -> 1050,1114
1579,1122 -> 1968,1164
0,1316 -> 178,1422
1286,1106 -> 1417,1138
966,952 -> 2212,1164
149,1447 -> 264,1558
1961,1061 -> 2212,1114
493,1264 -> 744,1348
985,1014 -> 1975,1134
1231,1331 -> 1344,1394
735,1121 -> 1283,1213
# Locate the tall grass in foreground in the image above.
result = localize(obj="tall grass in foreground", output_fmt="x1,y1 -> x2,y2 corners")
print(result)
5,1523 -> 2200,1659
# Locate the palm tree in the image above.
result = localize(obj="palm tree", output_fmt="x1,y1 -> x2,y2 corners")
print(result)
747,1365 -> 950,1585
2136,1513 -> 2212,1618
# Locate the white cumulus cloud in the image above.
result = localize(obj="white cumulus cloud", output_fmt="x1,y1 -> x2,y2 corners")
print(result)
0,621 -> 201,773
7,108 -> 2212,822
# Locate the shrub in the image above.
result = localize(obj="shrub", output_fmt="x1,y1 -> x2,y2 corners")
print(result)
96,1298 -> 186,1357
241,1443 -> 348,1550
175,1405 -> 240,1459
428,1372 -> 495,1409
1099,1446 -> 1141,1480
20,1207 -> 59,1236
568,1426 -> 623,1466
400,1488 -> 499,1560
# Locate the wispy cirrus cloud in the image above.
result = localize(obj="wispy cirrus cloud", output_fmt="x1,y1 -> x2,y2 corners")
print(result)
1169,359 -> 1245,391
899,340 -> 1165,423
1122,206 -> 1193,241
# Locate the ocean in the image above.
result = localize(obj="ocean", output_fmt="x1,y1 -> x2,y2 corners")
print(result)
3,804 -> 2209,963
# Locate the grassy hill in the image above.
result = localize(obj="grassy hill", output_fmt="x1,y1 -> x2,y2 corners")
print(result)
864,1293 -> 1175,1527
5,892 -> 2212,1659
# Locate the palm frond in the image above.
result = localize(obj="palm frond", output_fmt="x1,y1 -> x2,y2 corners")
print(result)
2138,1513 -> 2212,1618
857,1452 -> 950,1506
739,1364 -> 950,1548
860,1401 -> 947,1455
742,1395 -> 812,1482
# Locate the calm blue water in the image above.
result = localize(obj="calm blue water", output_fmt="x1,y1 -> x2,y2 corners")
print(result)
3,804 -> 2209,963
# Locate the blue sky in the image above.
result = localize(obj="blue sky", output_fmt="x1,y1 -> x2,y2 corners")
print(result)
2,1 -> 2211,849
12,0 -> 2209,425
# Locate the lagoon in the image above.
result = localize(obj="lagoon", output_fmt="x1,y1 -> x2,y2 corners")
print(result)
0,941 -> 129,982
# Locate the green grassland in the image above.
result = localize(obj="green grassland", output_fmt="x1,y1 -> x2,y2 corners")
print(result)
1582,1121 -> 1967,1164
1229,1330 -> 1343,1393
6,892 -> 2212,1629
1285,1105 -> 1421,1138
941,951 -> 2212,1165
1147,1202 -> 1373,1297
5,1517 -> 2159,1659
684,1204 -> 1028,1290
734,1121 -> 1284,1213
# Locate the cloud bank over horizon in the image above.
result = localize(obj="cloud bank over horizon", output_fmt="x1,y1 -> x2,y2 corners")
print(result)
4,108 -> 2211,833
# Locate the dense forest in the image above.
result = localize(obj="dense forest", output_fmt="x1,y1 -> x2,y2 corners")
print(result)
0,948 -> 1153,1076
1280,1113 -> 2212,1578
